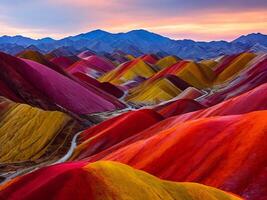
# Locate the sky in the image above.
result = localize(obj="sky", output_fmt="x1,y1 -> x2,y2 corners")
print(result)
0,0 -> 266,41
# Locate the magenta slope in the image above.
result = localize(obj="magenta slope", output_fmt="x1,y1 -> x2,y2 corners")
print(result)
19,59 -> 123,114
73,72 -> 124,98
84,56 -> 115,71
68,73 -> 124,108
0,78 -> 23,103
50,56 -> 78,69
68,55 -> 115,75
67,59 -> 104,77
0,53 -> 57,109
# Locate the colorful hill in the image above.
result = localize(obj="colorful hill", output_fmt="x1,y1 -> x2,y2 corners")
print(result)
99,58 -> 156,84
73,72 -> 124,98
0,161 -> 242,200
50,56 -> 78,69
155,99 -> 206,118
174,82 -> 267,122
155,55 -> 181,70
0,47 -> 266,200
202,54 -> 267,106
99,52 -> 261,107
124,59 -> 214,105
140,54 -> 159,64
68,81 -> 267,200
0,96 -> 80,168
16,50 -> 70,76
67,55 -> 115,78
17,50 -> 53,66
72,109 -> 163,160
126,77 -> 183,105
95,110 -> 267,200
214,52 -> 256,83
0,52 -> 125,115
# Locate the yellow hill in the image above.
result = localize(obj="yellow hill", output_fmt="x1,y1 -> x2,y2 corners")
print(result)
126,78 -> 182,104
0,97 -> 77,163
99,59 -> 156,85
216,52 -> 256,83
175,61 -> 215,89
155,56 -> 180,70
83,161 -> 242,200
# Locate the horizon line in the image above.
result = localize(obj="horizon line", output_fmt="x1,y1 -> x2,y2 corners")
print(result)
0,29 -> 266,42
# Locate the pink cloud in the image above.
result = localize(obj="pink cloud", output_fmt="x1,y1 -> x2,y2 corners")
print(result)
0,0 -> 266,40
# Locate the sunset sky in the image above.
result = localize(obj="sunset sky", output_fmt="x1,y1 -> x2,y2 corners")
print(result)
0,0 -> 266,41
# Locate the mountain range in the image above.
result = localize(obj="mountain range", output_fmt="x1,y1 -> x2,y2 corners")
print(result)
0,29 -> 266,60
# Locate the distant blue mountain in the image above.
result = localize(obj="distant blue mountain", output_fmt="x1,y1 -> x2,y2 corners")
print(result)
0,35 -> 36,46
0,35 -> 55,46
0,30 -> 266,60
233,33 -> 267,46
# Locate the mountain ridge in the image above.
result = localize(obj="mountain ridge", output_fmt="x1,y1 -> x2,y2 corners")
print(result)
0,30 -> 266,60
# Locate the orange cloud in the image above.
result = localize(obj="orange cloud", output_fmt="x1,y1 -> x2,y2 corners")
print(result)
93,9 -> 267,41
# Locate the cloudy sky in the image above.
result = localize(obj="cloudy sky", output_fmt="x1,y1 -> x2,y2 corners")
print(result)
0,0 -> 266,41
